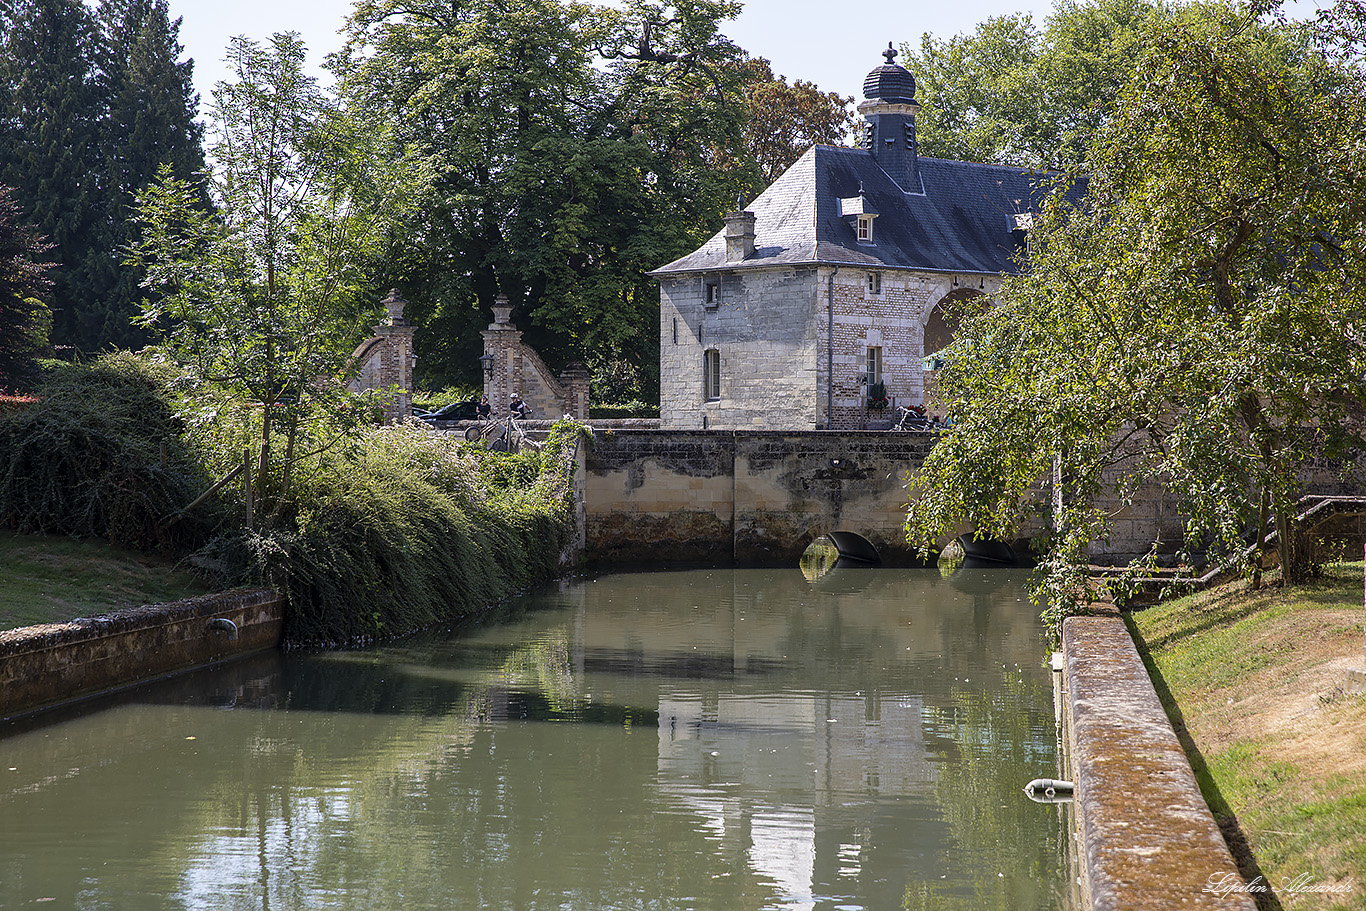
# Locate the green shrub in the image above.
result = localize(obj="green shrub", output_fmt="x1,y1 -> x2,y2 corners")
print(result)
0,353 -> 217,552
0,354 -> 584,647
588,400 -> 659,419
208,422 -> 583,647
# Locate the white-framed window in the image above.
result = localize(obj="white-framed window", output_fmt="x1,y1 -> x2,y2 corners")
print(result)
857,215 -> 874,243
704,278 -> 720,309
867,271 -> 882,295
866,346 -> 883,385
704,349 -> 721,401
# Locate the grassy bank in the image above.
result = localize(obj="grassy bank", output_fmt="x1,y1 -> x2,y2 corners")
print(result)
0,531 -> 214,629
1128,562 -> 1366,910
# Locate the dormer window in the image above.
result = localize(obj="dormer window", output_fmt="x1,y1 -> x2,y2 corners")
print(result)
1011,213 -> 1033,260
840,193 -> 879,245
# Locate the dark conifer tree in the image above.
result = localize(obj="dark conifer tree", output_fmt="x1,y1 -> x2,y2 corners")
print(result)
0,0 -> 204,354
91,0 -> 206,349
0,186 -> 55,389
0,0 -> 103,354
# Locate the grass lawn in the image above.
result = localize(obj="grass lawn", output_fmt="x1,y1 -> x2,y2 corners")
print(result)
0,531 -> 214,631
1129,561 -> 1366,911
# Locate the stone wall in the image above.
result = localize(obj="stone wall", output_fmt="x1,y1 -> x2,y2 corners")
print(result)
659,268 -> 821,430
1085,436 -> 1366,566
583,429 -> 938,565
0,589 -> 284,720
658,266 -> 1001,431
1061,615 -> 1258,910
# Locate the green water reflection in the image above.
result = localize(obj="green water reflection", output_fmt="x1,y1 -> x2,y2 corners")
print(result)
0,568 -> 1068,910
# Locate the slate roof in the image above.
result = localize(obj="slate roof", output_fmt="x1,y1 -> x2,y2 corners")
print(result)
652,144 -> 1077,276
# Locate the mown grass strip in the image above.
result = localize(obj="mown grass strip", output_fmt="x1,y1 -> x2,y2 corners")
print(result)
0,530 -> 214,629
1130,562 -> 1366,910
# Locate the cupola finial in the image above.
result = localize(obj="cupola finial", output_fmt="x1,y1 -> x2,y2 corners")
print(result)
882,42 -> 896,65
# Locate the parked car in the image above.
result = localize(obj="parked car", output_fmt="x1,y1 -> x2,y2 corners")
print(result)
416,398 -> 481,422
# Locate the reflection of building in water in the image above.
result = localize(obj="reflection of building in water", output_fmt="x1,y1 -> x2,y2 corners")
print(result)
655,691 -> 932,908
553,567 -> 1051,907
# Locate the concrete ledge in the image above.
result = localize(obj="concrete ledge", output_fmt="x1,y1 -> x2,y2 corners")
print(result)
1062,616 -> 1257,911
0,588 -> 284,721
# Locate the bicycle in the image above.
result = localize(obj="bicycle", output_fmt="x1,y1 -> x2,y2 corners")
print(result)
893,405 -> 942,432
463,412 -> 539,452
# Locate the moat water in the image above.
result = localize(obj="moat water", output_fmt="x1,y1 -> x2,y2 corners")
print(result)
0,567 -> 1069,910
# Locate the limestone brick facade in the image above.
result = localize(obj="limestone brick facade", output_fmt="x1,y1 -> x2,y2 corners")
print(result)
659,264 -> 998,430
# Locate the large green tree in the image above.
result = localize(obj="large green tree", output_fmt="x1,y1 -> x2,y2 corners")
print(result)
334,0 -> 817,399
132,33 -> 419,519
905,0 -> 1160,170
906,0 -> 1366,609
736,57 -> 855,185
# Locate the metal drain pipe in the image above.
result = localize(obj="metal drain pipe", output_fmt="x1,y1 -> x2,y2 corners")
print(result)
826,264 -> 840,427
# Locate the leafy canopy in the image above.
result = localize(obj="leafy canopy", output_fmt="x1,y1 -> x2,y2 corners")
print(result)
333,0 -> 852,400
907,0 -> 1366,612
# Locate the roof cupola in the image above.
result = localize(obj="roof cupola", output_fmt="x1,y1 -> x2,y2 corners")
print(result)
857,43 -> 922,194
862,43 -> 917,104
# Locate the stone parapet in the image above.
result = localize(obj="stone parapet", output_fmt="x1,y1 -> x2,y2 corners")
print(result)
1061,615 -> 1257,911
0,589 -> 284,721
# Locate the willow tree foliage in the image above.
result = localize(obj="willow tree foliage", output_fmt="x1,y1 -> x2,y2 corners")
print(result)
131,33 -> 423,521
907,0 -> 1366,610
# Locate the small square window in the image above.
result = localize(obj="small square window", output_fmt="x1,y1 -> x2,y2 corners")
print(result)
867,272 -> 881,294
705,279 -> 720,309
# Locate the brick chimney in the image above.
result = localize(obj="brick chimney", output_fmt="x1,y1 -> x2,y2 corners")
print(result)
723,209 -> 756,261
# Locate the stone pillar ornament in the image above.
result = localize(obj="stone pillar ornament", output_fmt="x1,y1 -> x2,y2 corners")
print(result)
382,288 -> 407,324
482,295 -> 523,407
491,295 -> 515,326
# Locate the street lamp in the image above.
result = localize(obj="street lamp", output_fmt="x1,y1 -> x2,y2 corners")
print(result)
479,353 -> 495,378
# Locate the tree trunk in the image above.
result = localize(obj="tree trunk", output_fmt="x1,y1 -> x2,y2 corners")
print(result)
1252,484 -> 1269,590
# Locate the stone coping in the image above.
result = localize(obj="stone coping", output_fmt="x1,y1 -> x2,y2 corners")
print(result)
1062,615 -> 1257,911
1,588 -> 283,721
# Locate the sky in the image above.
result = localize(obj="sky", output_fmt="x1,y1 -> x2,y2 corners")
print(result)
166,0 -> 1331,115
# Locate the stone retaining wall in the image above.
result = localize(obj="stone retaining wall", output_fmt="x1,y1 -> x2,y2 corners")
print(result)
583,429 -> 939,565
0,588 -> 283,721
1061,614 -> 1257,910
